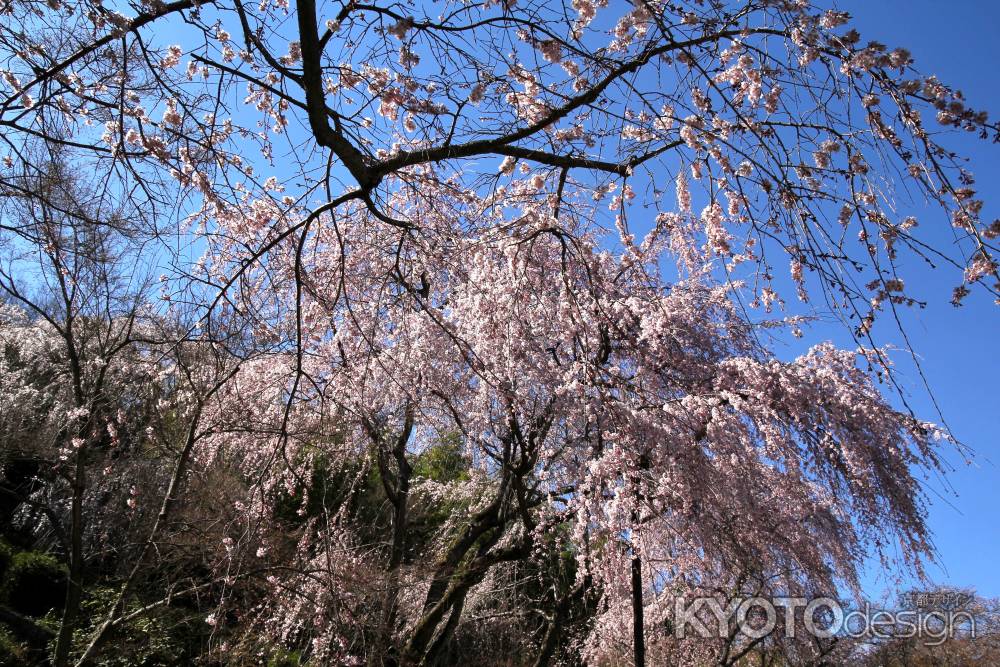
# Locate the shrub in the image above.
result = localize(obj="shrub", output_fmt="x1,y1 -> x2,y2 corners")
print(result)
0,627 -> 29,667
2,551 -> 67,617
0,540 -> 12,580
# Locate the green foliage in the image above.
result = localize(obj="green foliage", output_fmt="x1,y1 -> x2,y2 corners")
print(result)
72,586 -> 206,667
0,626 -> 30,667
412,433 -> 469,483
406,437 -> 478,562
2,551 -> 67,617
0,540 -> 12,580
272,454 -> 365,526
266,648 -> 304,667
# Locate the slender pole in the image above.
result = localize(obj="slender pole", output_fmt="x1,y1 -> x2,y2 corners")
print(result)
631,549 -> 645,667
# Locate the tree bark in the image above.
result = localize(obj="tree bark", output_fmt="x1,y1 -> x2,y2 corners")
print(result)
53,452 -> 86,667
533,577 -> 591,667
376,441 -> 411,665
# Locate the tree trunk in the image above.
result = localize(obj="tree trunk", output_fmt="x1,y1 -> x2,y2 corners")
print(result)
376,448 -> 411,665
53,453 -> 86,667
403,532 -> 526,665
533,578 -> 590,667
423,592 -> 466,666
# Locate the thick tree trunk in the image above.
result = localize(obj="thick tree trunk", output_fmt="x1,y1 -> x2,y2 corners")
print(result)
533,578 -> 586,667
367,410 -> 414,666
423,592 -> 466,666
418,491 -> 503,617
403,534 -> 527,665
376,448 -> 411,665
403,548 -> 491,664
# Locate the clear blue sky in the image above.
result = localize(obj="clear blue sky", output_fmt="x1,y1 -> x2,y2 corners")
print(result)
838,0 -> 1000,600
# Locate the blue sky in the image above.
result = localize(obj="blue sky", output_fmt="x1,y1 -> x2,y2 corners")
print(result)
838,0 -> 1000,600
